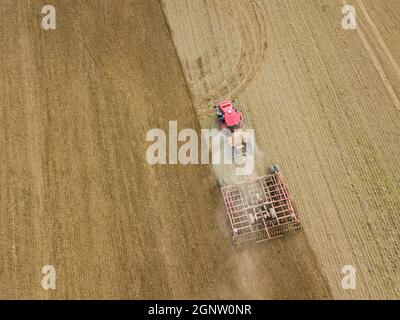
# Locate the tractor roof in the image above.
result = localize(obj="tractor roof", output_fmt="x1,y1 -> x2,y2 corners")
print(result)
224,109 -> 241,127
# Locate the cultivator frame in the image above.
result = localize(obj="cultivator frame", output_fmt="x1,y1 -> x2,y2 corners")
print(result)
220,171 -> 301,245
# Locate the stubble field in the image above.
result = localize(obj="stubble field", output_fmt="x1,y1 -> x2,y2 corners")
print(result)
162,0 -> 400,299
0,0 -> 398,299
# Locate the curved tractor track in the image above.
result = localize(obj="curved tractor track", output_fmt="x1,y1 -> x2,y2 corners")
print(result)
163,0 -> 400,300
163,0 -> 268,121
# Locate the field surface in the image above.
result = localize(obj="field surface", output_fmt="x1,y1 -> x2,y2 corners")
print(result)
162,0 -> 400,299
0,0 -> 398,299
0,0 -> 400,299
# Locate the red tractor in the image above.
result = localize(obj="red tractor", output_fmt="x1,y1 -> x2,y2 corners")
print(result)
214,99 -> 248,160
214,99 -> 244,132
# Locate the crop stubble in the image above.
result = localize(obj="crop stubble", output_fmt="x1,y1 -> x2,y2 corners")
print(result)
162,0 -> 400,299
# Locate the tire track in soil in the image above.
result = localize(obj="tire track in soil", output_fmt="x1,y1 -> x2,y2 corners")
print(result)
342,0 -> 400,111
336,0 -> 400,296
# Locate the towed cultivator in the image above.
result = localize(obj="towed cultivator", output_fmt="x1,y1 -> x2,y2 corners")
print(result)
219,165 -> 301,245
213,100 -> 301,245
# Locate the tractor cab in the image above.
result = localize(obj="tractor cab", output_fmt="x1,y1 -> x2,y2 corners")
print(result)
215,99 -> 243,131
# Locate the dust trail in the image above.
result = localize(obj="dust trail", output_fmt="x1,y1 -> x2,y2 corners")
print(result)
206,125 -> 273,296
235,250 -> 257,298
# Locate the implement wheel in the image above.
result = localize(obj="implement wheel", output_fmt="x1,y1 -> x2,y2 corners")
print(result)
269,164 -> 280,174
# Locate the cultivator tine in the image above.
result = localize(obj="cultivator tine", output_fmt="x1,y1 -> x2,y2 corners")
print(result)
220,168 -> 301,246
